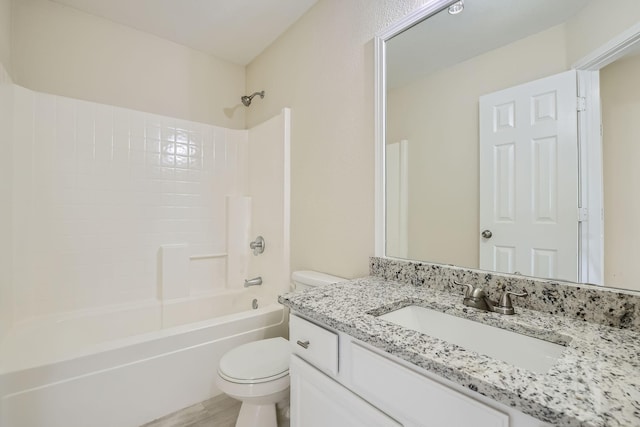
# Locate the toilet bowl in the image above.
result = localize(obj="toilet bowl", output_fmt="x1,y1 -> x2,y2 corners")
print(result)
216,337 -> 291,427
216,271 -> 345,427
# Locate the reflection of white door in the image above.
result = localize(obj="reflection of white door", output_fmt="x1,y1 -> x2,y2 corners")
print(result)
479,70 -> 578,282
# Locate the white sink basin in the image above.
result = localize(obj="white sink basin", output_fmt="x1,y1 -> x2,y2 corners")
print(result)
378,305 -> 567,374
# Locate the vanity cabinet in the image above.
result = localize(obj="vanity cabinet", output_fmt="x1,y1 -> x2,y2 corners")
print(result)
290,355 -> 401,426
289,314 -> 551,427
347,342 -> 508,426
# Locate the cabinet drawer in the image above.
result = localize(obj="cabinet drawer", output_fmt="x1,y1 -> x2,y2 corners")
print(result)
289,314 -> 338,376
350,342 -> 509,427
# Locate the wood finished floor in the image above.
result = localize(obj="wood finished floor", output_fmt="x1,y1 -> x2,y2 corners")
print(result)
141,394 -> 290,427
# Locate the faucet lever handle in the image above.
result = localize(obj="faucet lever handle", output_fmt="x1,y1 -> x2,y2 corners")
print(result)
454,280 -> 474,298
503,289 -> 528,299
495,285 -> 528,315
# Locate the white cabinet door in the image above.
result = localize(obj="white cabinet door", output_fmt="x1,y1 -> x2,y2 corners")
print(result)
349,342 -> 509,427
479,70 -> 578,282
290,355 -> 401,427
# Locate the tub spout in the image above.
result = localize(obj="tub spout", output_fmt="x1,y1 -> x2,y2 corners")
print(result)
244,276 -> 263,287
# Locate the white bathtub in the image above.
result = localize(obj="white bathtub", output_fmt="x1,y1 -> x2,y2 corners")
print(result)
0,290 -> 287,427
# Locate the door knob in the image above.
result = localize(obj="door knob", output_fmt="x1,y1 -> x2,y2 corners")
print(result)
481,230 -> 493,239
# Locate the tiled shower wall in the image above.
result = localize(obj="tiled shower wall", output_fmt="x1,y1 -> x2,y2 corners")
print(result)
10,85 -> 249,324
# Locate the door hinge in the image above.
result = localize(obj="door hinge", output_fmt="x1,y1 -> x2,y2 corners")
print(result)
577,97 -> 586,112
577,207 -> 588,222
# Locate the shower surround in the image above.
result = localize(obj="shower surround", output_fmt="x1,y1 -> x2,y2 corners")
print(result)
0,74 -> 291,426
11,85 -> 247,321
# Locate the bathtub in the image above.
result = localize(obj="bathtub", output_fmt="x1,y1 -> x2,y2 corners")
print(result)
0,290 -> 287,427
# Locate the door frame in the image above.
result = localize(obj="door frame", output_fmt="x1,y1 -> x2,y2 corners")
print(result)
573,22 -> 640,285
575,70 -> 603,285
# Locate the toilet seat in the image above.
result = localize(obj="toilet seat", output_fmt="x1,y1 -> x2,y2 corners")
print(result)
218,337 -> 290,384
218,368 -> 289,384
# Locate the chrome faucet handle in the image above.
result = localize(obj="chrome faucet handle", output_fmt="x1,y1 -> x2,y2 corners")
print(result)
456,282 -> 496,312
469,286 -> 488,299
454,280 -> 474,298
456,281 -> 503,313
494,285 -> 528,315
249,236 -> 265,255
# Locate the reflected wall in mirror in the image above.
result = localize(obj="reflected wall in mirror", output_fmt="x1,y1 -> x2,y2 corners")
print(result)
379,0 -> 640,291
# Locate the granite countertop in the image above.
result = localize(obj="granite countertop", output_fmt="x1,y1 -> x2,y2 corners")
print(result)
278,276 -> 640,427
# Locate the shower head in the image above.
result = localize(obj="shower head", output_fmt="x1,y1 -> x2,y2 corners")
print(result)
241,91 -> 265,107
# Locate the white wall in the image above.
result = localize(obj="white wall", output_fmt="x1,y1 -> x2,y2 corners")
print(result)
243,0 -> 640,279
12,0 -> 246,129
0,67 -> 13,342
10,85 -> 248,323
0,0 -> 11,345
246,0 -> 435,278
566,0 -> 640,64
386,25 -> 568,268
0,0 -> 10,76
601,55 -> 640,292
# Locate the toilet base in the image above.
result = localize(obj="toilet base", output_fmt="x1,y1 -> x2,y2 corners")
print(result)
236,402 -> 277,427
233,386 -> 289,427
216,372 -> 290,427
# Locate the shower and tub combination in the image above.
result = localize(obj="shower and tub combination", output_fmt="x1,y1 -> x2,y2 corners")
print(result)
0,77 -> 291,427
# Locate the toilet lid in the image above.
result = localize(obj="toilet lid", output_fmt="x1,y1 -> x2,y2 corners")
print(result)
218,337 -> 290,384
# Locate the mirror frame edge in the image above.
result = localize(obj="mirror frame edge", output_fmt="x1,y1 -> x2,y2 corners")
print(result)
374,0 -> 457,258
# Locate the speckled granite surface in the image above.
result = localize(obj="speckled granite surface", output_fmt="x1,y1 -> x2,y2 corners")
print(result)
371,257 -> 640,331
279,277 -> 640,427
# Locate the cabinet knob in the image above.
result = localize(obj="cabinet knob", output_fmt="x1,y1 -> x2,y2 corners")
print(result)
296,340 -> 310,349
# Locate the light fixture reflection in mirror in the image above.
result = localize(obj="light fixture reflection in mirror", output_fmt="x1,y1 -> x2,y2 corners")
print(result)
448,1 -> 464,15
377,0 -> 640,292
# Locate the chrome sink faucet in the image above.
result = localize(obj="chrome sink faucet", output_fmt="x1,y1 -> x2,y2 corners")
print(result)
455,281 -> 528,315
457,281 -> 494,311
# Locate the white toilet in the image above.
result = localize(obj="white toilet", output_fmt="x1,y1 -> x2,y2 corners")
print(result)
216,270 -> 345,427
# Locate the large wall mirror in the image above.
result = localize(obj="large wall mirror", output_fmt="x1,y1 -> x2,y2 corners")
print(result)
375,0 -> 640,292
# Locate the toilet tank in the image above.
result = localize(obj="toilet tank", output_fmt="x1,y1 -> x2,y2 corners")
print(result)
291,270 -> 346,291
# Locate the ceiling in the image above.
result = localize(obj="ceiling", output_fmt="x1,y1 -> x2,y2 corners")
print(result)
387,0 -> 593,89
49,0 -> 318,65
